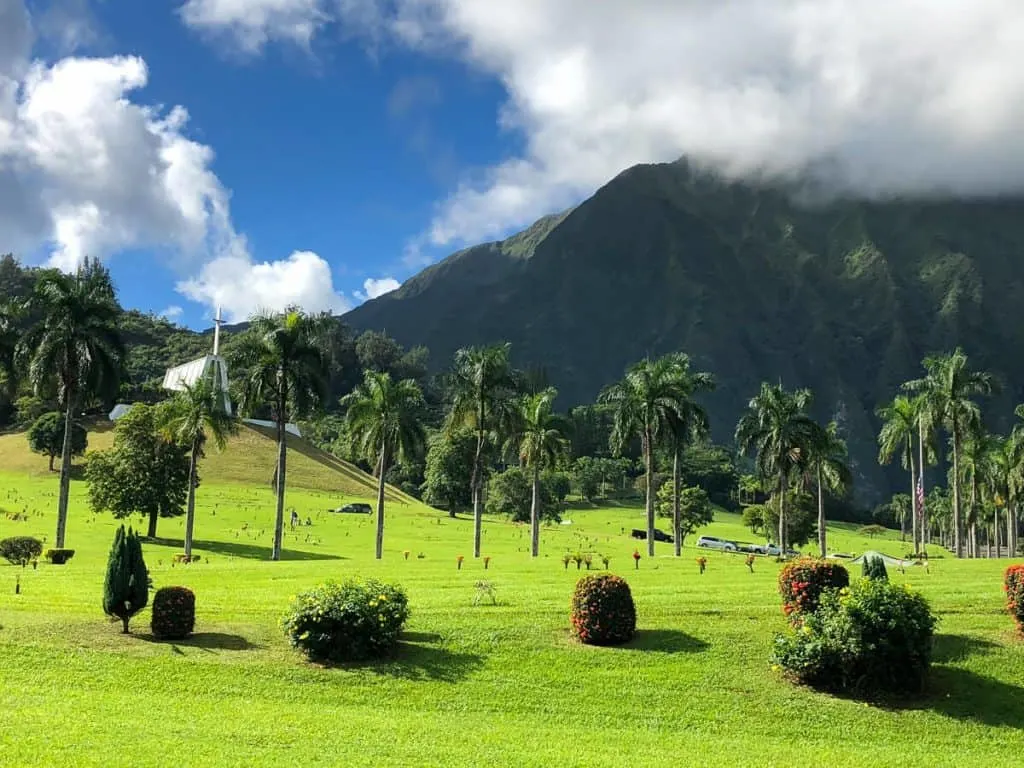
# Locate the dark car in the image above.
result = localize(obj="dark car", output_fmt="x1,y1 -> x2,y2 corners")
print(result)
333,503 -> 372,514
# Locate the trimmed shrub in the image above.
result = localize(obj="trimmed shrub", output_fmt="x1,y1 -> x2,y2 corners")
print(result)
281,579 -> 409,663
151,587 -> 196,640
862,555 -> 889,581
772,578 -> 938,696
43,548 -> 75,565
1005,565 -> 1024,634
0,536 -> 43,566
778,557 -> 849,619
570,574 -> 636,646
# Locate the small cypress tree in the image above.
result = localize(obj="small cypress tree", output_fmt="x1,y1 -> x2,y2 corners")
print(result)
103,525 -> 150,633
862,555 -> 889,582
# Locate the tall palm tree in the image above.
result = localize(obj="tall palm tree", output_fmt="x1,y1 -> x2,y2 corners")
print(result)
600,354 -> 697,557
19,265 -> 122,548
446,343 -> 520,558
877,395 -> 921,554
506,387 -> 569,557
342,371 -> 426,559
809,420 -> 852,557
905,348 -> 994,558
735,383 -> 817,556
234,309 -> 328,561
956,429 -> 991,558
161,379 -> 237,559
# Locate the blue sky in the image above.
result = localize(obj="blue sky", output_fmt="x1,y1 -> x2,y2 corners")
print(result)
1,0 -> 1019,330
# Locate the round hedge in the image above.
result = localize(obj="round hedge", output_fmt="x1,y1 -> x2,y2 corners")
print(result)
281,579 -> 410,663
570,574 -> 636,646
151,586 -> 196,640
778,557 -> 850,619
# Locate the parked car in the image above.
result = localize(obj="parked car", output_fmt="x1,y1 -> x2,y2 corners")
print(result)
631,528 -> 675,543
696,536 -> 737,552
332,503 -> 372,514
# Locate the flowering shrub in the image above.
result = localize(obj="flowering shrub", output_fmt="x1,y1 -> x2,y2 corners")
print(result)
1005,565 -> 1024,634
632,550 -> 641,569
151,586 -> 196,640
281,579 -> 409,663
778,558 -> 849,619
772,578 -> 937,695
570,574 -> 636,646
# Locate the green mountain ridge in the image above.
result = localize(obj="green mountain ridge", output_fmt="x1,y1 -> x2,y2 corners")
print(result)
343,160 -> 1024,503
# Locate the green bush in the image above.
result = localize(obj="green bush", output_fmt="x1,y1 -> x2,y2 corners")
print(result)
778,557 -> 850,619
43,548 -> 75,565
0,536 -> 43,566
570,574 -> 637,646
151,587 -> 196,640
1005,565 -> 1024,634
862,555 -> 889,581
772,578 -> 938,695
281,579 -> 410,663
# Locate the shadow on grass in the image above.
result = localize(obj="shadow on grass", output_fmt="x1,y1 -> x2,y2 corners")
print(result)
139,632 -> 262,653
932,634 -> 1000,664
621,629 -> 709,654
340,635 -> 484,683
922,665 -> 1024,728
145,537 -> 345,562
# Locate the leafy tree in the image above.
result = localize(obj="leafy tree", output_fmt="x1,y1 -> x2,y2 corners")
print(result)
761,490 -> 817,549
808,421 -> 853,557
445,343 -> 520,557
905,348 -> 994,558
355,330 -> 404,374
27,411 -> 87,471
102,525 -> 149,634
160,379 -> 237,559
600,354 -> 701,556
234,310 -> 329,561
422,427 -> 477,516
485,467 -> 557,524
673,442 -> 738,508
571,456 -> 603,502
543,470 -> 571,508
889,493 -> 912,540
86,404 -> 190,538
342,371 -> 426,559
742,503 -> 769,535
19,261 -> 123,547
735,383 -> 818,555
506,388 -> 569,556
655,484 -> 713,548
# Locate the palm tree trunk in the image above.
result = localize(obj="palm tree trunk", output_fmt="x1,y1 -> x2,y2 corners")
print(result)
918,421 -> 928,552
530,466 -> 540,557
817,465 -> 827,558
778,472 -> 787,556
993,506 -> 999,558
472,412 -> 485,558
375,440 -> 387,560
952,423 -> 962,558
673,448 -> 681,557
184,439 -> 199,559
644,427 -> 655,557
272,405 -> 287,561
55,398 -> 75,548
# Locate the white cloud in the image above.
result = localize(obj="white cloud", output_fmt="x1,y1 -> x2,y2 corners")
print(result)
354,276 -> 401,302
161,305 -> 184,321
177,250 -> 351,322
178,0 -> 329,52
178,0 -> 1024,248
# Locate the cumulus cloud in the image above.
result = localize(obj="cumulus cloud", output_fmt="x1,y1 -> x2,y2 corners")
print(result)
355,276 -> 401,301
161,305 -> 184,321
179,0 -> 329,52
178,0 -> 1024,247
177,250 -> 352,322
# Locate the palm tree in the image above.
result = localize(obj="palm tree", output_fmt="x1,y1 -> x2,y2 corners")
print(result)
19,264 -> 122,548
342,371 -> 426,559
446,343 -> 520,558
877,395 -> 921,554
234,309 -> 328,561
735,383 -> 817,556
600,354 -> 698,557
161,379 -> 237,559
0,301 -> 20,398
956,429 -> 991,558
506,387 -> 569,557
905,349 -> 994,558
809,420 -> 852,557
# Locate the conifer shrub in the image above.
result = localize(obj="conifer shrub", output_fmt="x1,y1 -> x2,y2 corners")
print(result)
281,579 -> 409,663
151,586 -> 196,640
1005,565 -> 1024,634
102,526 -> 149,634
862,555 -> 889,581
772,578 -> 937,695
0,536 -> 43,566
778,557 -> 849,619
44,548 -> 75,565
570,574 -> 636,646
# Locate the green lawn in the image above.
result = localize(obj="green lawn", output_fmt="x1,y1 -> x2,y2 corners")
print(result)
2,453 -> 1023,767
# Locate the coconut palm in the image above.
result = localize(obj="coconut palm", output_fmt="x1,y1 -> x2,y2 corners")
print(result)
809,420 -> 852,557
19,264 -> 122,548
955,429 -> 992,558
735,383 -> 818,556
877,395 -> 922,553
600,354 -> 700,557
445,343 -> 520,558
342,371 -> 426,559
234,309 -> 329,561
905,349 -> 994,558
161,378 -> 237,559
506,387 -> 569,557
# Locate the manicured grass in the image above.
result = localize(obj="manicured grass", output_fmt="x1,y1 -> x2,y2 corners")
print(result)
1,435 -> 1023,766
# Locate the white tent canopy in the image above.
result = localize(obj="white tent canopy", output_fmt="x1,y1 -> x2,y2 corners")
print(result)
847,550 -> 921,567
162,355 -> 232,415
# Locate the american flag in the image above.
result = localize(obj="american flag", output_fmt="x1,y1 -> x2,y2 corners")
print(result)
915,475 -> 925,521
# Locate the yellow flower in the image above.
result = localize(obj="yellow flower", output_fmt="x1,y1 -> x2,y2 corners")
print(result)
378,594 -> 388,601
771,664 -> 781,672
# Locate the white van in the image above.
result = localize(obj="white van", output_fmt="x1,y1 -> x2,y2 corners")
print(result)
696,536 -> 737,552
